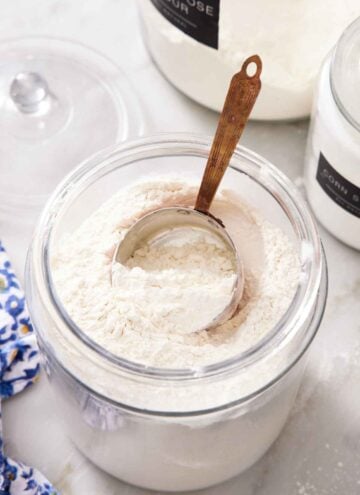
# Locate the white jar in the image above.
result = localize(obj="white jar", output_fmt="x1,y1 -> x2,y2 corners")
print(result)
305,18 -> 360,250
139,0 -> 360,120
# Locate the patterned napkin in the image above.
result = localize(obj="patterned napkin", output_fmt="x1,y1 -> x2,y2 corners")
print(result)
0,241 -> 59,495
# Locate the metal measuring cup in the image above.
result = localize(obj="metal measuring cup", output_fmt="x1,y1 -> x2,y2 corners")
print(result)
113,55 -> 262,332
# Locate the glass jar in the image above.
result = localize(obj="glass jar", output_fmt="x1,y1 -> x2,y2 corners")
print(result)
138,0 -> 360,120
26,134 -> 327,491
305,17 -> 360,250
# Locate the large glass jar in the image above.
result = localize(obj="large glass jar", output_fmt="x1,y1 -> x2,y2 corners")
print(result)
139,0 -> 360,120
26,135 -> 327,491
305,17 -> 360,250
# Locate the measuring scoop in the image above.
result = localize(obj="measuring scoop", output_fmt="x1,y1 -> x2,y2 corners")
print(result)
113,55 -> 262,331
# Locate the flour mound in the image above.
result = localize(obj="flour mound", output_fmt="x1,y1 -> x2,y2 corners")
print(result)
112,229 -> 237,335
52,178 -> 299,369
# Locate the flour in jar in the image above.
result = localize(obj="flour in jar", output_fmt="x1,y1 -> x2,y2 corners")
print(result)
52,178 -> 300,368
112,227 -> 237,335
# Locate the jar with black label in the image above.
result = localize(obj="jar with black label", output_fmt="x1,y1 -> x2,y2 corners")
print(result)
305,17 -> 360,250
139,0 -> 360,120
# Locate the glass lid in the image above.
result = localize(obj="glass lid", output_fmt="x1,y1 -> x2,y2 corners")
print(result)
0,37 -> 145,207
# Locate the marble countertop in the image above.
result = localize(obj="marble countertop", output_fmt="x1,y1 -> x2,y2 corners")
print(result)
2,1 -> 360,494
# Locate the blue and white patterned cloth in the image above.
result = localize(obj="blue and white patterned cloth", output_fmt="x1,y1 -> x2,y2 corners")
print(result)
0,241 -> 59,495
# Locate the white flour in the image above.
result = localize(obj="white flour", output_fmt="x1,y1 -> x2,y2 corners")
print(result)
52,177 -> 299,369
112,228 -> 237,335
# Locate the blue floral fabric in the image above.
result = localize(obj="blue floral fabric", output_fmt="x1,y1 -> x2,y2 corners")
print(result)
0,241 -> 59,495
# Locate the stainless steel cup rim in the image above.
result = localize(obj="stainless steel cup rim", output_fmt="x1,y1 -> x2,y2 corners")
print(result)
112,206 -> 244,333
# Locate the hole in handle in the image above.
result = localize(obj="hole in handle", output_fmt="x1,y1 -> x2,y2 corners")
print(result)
243,55 -> 262,79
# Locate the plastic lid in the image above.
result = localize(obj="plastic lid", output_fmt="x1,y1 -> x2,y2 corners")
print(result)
0,37 -> 145,208
331,17 -> 360,131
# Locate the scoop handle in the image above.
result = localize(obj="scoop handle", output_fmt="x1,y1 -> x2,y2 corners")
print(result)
195,55 -> 262,213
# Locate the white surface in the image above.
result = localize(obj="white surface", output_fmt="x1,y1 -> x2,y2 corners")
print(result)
1,2 -> 360,494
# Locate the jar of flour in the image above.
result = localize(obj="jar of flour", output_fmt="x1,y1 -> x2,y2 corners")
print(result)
27,135 -> 327,491
139,0 -> 360,120
305,17 -> 360,250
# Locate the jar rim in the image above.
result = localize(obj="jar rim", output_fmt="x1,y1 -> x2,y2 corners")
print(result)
330,16 -> 360,132
29,133 -> 325,383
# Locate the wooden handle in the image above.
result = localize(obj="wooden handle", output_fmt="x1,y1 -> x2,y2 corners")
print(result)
195,55 -> 262,213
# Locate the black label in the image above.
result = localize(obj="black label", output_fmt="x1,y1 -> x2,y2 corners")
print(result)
150,0 -> 220,49
316,152 -> 360,218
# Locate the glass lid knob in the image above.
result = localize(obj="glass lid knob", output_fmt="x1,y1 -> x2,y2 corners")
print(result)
10,71 -> 50,114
